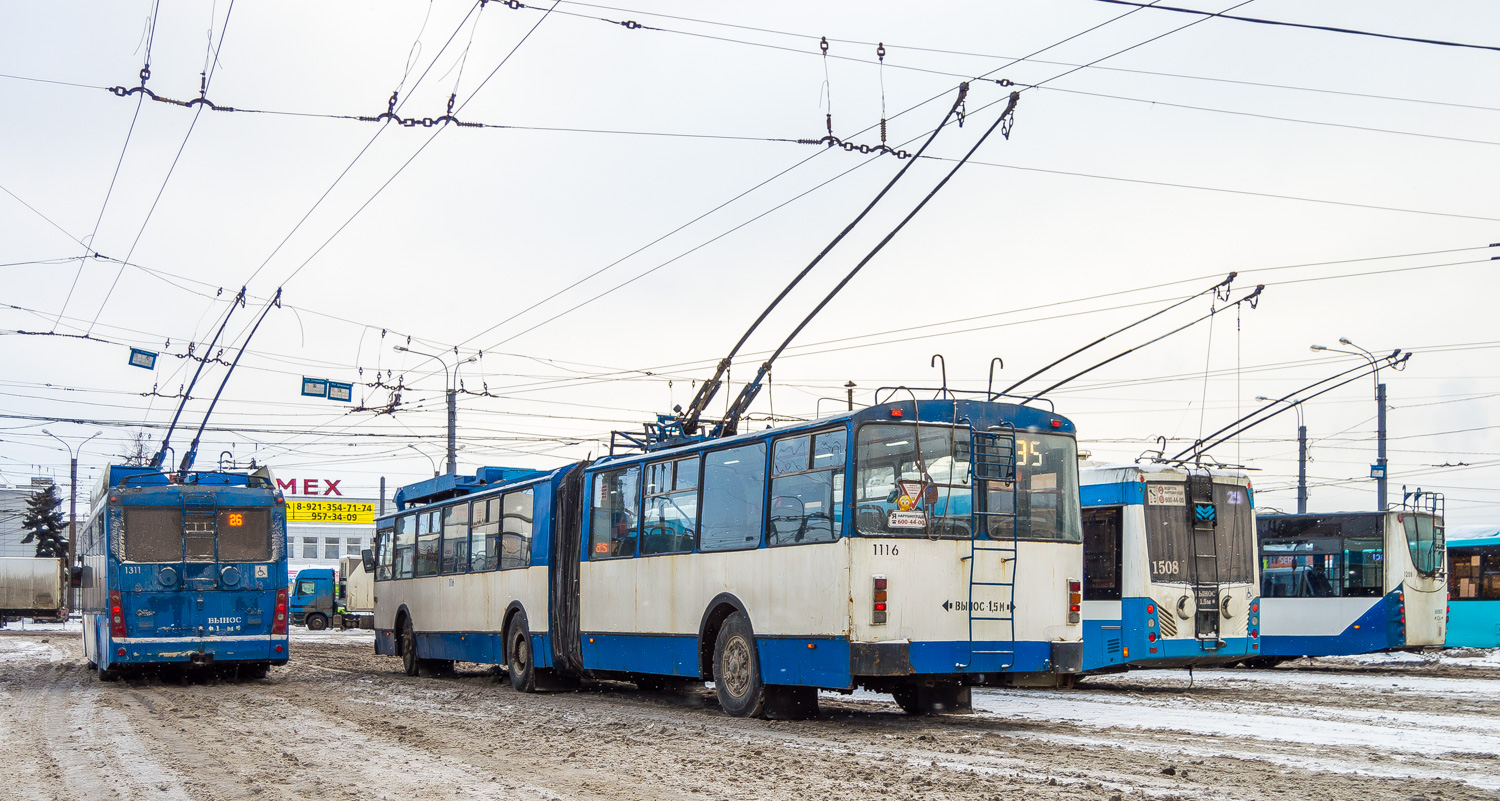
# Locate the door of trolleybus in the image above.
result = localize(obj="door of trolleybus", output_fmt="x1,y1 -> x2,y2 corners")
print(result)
1078,465 -> 1260,672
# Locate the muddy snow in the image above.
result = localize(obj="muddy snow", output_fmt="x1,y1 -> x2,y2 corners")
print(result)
1,629 -> 1495,800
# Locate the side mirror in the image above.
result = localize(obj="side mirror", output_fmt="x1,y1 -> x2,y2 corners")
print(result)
69,565 -> 85,588
361,548 -> 375,574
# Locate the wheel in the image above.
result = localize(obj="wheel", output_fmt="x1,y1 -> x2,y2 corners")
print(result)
305,613 -> 328,631
892,686 -> 921,715
242,662 -> 270,680
507,617 -> 536,693
1237,656 -> 1286,669
97,661 -> 121,683
892,683 -> 971,715
400,617 -> 420,677
713,612 -> 766,718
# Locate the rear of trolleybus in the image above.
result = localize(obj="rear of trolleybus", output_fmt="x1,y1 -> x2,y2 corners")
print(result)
81,466 -> 289,680
1256,500 -> 1446,660
1078,465 -> 1260,673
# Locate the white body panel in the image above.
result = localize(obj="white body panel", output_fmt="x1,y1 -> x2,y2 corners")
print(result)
340,557 -> 374,613
1385,513 -> 1446,646
375,566 -> 549,634
1260,597 -> 1375,637
0,556 -> 66,615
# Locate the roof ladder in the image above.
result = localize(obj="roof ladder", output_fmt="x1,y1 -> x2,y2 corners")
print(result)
957,424 -> 1019,671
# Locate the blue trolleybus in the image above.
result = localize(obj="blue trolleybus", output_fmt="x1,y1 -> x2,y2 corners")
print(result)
1446,530 -> 1500,648
373,398 -> 1085,717
1079,464 -> 1260,673
1255,498 -> 1446,661
79,465 -> 290,680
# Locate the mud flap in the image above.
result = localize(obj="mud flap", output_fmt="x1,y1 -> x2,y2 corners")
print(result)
1051,640 -> 1083,674
763,685 -> 820,720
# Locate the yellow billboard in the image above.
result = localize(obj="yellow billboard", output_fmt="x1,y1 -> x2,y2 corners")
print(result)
286,500 -> 375,524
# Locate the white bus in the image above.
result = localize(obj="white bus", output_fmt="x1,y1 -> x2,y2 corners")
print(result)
373,398 -> 1084,718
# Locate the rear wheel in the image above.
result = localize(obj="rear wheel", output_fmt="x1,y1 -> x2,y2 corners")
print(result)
892,683 -> 971,715
242,662 -> 270,680
507,618 -> 536,692
305,613 -> 328,631
400,617 -> 420,677
97,661 -> 121,683
713,612 -> 766,718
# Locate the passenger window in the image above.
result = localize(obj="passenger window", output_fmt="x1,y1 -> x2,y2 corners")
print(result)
590,466 -> 640,559
642,457 -> 698,555
415,511 -> 440,577
769,429 -> 845,547
471,497 -> 500,572
441,504 -> 470,574
700,442 -> 767,552
394,514 -> 417,579
1082,506 -> 1123,601
500,490 -> 535,569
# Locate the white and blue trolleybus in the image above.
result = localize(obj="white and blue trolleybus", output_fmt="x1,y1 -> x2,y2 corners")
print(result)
373,398 -> 1084,717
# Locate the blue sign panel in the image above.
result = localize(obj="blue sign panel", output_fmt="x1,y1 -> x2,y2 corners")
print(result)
128,348 -> 158,370
301,377 -> 328,398
327,381 -> 353,402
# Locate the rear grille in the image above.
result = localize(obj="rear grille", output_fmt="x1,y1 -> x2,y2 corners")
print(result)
1159,612 -> 1178,637
1106,637 -> 1121,654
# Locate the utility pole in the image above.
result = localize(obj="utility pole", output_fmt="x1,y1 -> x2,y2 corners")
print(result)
394,346 -> 475,476
1311,337 -> 1392,511
1257,396 -> 1307,514
845,381 -> 856,411
42,429 -> 101,610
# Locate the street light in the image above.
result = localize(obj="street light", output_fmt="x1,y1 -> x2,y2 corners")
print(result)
394,346 -> 477,475
1256,396 -> 1307,514
42,428 -> 102,609
407,444 -> 439,478
1310,338 -> 1389,510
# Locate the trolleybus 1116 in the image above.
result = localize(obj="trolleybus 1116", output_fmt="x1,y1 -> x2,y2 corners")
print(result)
373,397 -> 1085,717
79,464 -> 290,680
1079,464 -> 1260,672
1255,494 -> 1446,662
1446,529 -> 1500,648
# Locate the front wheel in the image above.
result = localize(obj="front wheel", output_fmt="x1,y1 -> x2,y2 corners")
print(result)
507,618 -> 536,692
400,617 -> 420,677
305,613 -> 328,631
713,612 -> 766,718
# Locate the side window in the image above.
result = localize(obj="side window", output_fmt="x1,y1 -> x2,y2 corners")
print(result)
375,522 -> 394,581
590,466 -> 640,559
415,511 -> 440,577
769,429 -> 845,546
394,514 -> 416,579
500,489 -> 535,569
700,442 -> 767,552
441,504 -> 470,575
1082,506 -> 1123,601
642,457 -> 698,556
470,497 -> 499,572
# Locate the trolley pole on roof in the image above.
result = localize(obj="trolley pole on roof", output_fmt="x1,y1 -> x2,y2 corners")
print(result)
1257,396 -> 1307,513
1311,338 -> 1391,511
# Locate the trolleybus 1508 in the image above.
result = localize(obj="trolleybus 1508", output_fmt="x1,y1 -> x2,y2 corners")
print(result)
1255,493 -> 1446,662
1079,464 -> 1260,672
373,397 -> 1085,717
79,464 -> 290,680
1446,528 -> 1500,648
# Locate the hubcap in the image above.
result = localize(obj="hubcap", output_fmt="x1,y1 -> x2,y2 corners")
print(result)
513,632 -> 529,672
722,635 -> 751,698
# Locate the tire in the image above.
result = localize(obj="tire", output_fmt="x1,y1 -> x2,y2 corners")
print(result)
713,612 -> 766,718
97,661 -> 121,683
892,683 -> 971,715
507,617 -> 536,692
892,686 -> 921,715
242,662 -> 270,680
305,613 -> 329,631
400,616 -> 420,677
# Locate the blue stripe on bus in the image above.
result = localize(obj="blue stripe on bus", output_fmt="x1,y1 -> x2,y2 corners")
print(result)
1082,597 -> 1259,671
1080,481 -> 1145,508
1447,600 -> 1500,648
407,631 -> 556,670
584,633 -> 702,678
907,639 -> 1056,674
100,629 -> 288,667
1258,591 -> 1402,657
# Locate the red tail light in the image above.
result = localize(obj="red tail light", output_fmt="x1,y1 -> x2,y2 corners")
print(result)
1146,604 -> 1155,615
1148,632 -> 1157,642
1066,578 -> 1081,624
272,587 -> 288,635
872,575 -> 888,625
109,590 -> 127,638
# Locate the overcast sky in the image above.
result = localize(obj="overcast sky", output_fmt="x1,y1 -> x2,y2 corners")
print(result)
2,0 -> 1497,525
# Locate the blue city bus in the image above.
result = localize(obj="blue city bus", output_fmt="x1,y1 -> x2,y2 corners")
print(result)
79,464 -> 290,680
1446,530 -> 1500,648
374,398 -> 1085,717
1079,464 -> 1260,673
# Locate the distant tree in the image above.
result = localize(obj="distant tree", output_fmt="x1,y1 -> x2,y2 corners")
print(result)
118,431 -> 153,466
20,483 -> 66,559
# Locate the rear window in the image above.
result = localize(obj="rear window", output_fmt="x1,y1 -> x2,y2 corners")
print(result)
218,508 -> 272,562
124,507 -> 183,562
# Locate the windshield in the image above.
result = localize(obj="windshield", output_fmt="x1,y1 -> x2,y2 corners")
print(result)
1142,481 -> 1255,584
1403,513 -> 1444,576
854,423 -> 1080,542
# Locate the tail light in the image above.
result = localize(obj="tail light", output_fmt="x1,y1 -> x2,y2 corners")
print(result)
872,575 -> 888,625
109,590 -> 127,638
1148,631 -> 1157,642
1067,579 -> 1081,625
272,587 -> 288,635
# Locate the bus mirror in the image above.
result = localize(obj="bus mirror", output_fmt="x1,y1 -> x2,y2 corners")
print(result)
362,549 -> 375,574
69,566 -> 85,588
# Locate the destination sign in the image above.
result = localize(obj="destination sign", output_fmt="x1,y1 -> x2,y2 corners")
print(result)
286,500 -> 375,524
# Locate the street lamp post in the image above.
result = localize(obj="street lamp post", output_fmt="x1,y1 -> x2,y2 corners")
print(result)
42,428 -> 102,609
1256,396 -> 1307,514
407,444 -> 439,478
1310,338 -> 1389,511
394,346 -> 476,476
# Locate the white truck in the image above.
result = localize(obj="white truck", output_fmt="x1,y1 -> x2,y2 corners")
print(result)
337,555 -> 375,630
0,557 -> 67,624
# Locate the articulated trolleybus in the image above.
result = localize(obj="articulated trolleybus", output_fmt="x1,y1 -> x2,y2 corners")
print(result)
1255,492 -> 1446,661
1079,464 -> 1260,673
80,465 -> 290,680
373,397 -> 1084,717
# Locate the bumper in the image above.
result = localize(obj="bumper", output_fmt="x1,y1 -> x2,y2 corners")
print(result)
105,634 -> 289,665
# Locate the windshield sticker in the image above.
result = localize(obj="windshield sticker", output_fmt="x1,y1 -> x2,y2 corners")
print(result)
887,511 -> 927,529
1147,484 -> 1187,506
